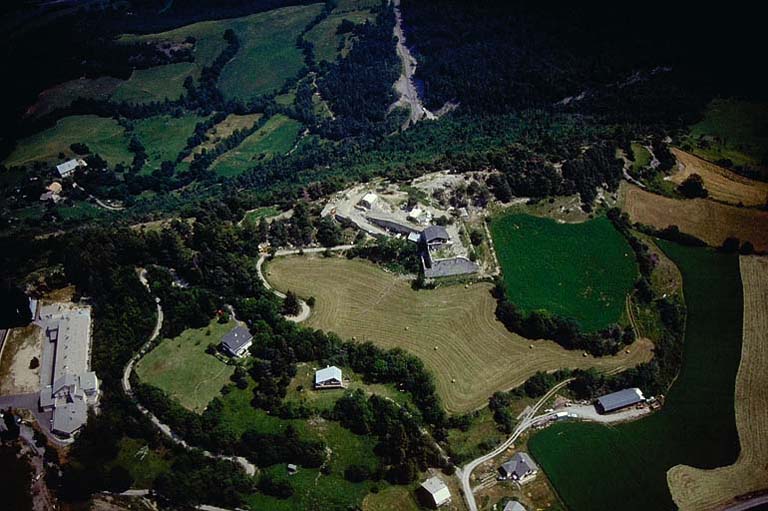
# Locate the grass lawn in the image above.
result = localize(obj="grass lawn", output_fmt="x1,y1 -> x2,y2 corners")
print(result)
362,485 -> 421,511
242,206 -> 280,224
305,9 -> 376,63
528,242 -> 743,511
133,114 -> 208,174
4,115 -> 132,168
55,201 -> 106,221
631,143 -> 651,173
684,98 -> 768,174
211,114 -> 303,177
217,4 -> 324,102
136,318 -> 236,412
285,362 -> 411,412
490,213 -> 637,331
110,437 -> 171,489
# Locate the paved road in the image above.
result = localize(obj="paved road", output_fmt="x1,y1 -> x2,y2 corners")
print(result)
256,245 -> 355,323
458,380 -> 573,511
0,392 -> 66,445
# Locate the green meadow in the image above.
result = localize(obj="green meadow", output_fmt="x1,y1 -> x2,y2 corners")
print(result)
305,9 -> 376,64
133,114 -> 207,174
528,242 -> 743,511
490,213 -> 637,331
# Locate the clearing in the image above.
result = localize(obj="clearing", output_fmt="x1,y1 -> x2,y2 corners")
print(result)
667,255 -> 768,510
133,114 -> 208,174
111,62 -> 198,104
0,324 -> 42,396
135,318 -> 235,413
490,213 -> 637,331
621,183 -> 768,251
305,8 -> 376,64
211,114 -> 303,177
4,115 -> 132,168
266,256 -> 652,414
668,148 -> 768,207
25,77 -> 122,119
528,242 -> 744,511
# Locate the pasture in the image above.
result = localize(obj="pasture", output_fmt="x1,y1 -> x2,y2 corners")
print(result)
133,114 -> 207,174
528,242 -> 744,511
211,114 -> 303,177
668,148 -> 768,207
621,183 -> 768,251
305,9 -> 376,63
667,255 -> 768,510
135,319 -> 235,412
26,77 -> 122,118
185,113 -> 262,160
111,62 -> 197,104
266,256 -> 652,414
490,213 -> 637,331
630,143 -> 651,173
4,115 -> 132,168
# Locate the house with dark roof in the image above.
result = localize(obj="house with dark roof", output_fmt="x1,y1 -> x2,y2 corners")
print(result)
499,452 -> 538,482
420,225 -> 450,248
314,366 -> 343,389
595,387 -> 645,414
220,325 -> 253,358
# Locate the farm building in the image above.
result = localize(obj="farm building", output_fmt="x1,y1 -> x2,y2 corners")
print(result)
422,255 -> 479,279
421,225 -> 451,248
359,192 -> 378,209
220,325 -> 253,358
38,304 -> 100,438
417,476 -> 451,508
503,501 -> 528,511
56,158 -> 86,178
596,387 -> 645,414
499,452 -> 539,482
314,365 -> 343,389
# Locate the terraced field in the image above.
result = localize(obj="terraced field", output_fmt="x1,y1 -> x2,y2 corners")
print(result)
622,183 -> 768,251
266,256 -> 652,413
668,148 -> 768,207
667,255 -> 768,510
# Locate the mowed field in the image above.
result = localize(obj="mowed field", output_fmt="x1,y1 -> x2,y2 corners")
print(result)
135,319 -> 235,412
133,114 -> 208,174
668,148 -> 768,207
490,213 -> 637,331
667,255 -> 768,510
111,62 -> 198,104
4,115 -> 132,168
266,256 -> 652,413
185,113 -> 263,160
211,114 -> 303,176
622,183 -> 768,251
528,243 -> 744,511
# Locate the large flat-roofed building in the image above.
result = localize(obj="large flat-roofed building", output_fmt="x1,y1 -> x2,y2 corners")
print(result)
596,387 -> 645,414
38,304 -> 99,438
220,325 -> 253,358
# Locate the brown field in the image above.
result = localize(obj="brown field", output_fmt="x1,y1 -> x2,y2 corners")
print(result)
668,149 -> 768,207
0,324 -> 42,396
621,183 -> 768,252
184,113 -> 262,161
266,256 -> 653,414
667,256 -> 768,510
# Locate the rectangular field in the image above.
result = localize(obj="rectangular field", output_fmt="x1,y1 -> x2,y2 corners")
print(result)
528,243 -> 744,511
490,213 -> 637,331
622,183 -> 768,251
133,114 -> 208,174
667,255 -> 768,510
265,256 -> 652,414
135,318 -> 235,412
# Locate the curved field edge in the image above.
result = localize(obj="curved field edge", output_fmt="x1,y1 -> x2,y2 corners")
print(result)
667,255 -> 768,510
264,255 -> 652,414
489,213 -> 637,332
528,243 -> 744,511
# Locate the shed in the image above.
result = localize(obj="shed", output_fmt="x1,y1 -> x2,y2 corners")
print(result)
360,193 -> 378,209
596,388 -> 645,414
499,452 -> 539,481
503,501 -> 527,511
56,159 -> 85,178
418,476 -> 451,508
314,366 -> 343,389
220,325 -> 253,358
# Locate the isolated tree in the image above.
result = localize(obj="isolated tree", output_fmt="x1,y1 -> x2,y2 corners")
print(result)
677,173 -> 708,198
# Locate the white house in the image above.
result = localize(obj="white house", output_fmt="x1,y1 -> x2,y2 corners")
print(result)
418,476 -> 451,508
56,159 -> 86,178
314,366 -> 343,389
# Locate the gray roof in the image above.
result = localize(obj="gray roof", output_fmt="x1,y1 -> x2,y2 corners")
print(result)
315,366 -> 342,384
52,372 -> 77,395
596,388 -> 644,413
81,371 -> 98,392
421,225 -> 450,243
503,502 -> 527,511
423,256 -> 479,278
221,325 -> 253,353
56,159 -> 80,177
52,397 -> 87,435
420,476 -> 450,501
501,452 -> 538,478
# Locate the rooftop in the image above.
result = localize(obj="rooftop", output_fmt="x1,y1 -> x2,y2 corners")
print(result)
315,365 -> 342,384
596,388 -> 645,412
221,325 -> 253,353
421,225 -> 450,243
423,256 -> 479,278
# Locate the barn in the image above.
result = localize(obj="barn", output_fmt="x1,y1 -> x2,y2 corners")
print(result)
596,387 -> 645,414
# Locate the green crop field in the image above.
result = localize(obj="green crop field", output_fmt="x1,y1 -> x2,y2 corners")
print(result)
133,114 -> 207,174
135,319 -> 236,412
217,4 -> 324,102
528,243 -> 743,511
111,62 -> 198,104
490,213 -> 637,331
5,115 -> 132,168
211,114 -> 303,177
305,9 -> 376,64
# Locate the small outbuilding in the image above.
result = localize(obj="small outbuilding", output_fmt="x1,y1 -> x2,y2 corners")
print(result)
360,192 -> 378,209
314,366 -> 343,389
56,158 -> 86,178
417,476 -> 451,508
220,325 -> 253,358
595,387 -> 645,414
499,452 -> 538,482
503,501 -> 528,511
